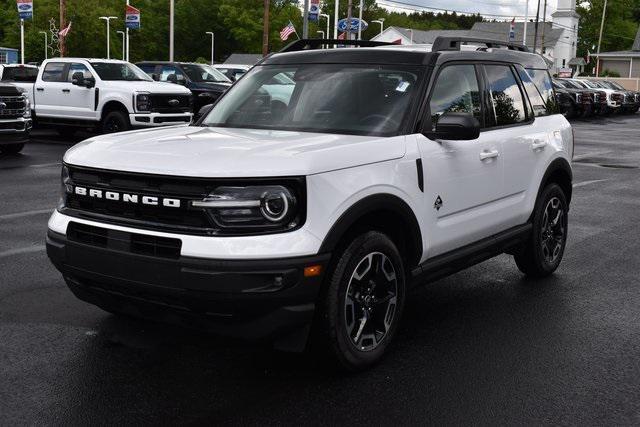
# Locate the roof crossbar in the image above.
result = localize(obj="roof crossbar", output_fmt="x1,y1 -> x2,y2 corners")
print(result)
279,38 -> 395,53
432,36 -> 529,53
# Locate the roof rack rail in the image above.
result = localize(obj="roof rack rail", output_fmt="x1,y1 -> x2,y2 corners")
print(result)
432,36 -> 529,53
279,38 -> 395,53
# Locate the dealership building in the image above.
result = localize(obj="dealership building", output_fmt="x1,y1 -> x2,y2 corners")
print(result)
592,27 -> 640,78
0,47 -> 19,64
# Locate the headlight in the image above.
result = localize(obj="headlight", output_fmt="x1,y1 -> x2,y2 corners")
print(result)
59,165 -> 71,209
136,92 -> 151,112
576,94 -> 582,103
23,96 -> 31,118
191,184 -> 303,233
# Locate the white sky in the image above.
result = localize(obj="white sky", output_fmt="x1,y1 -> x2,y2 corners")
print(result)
378,0 -> 560,21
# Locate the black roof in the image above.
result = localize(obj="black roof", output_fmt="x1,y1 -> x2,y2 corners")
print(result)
261,47 -> 549,70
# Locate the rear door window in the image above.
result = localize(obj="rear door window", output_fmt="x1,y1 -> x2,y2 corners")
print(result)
42,62 -> 66,82
515,65 -> 547,117
484,65 -> 527,127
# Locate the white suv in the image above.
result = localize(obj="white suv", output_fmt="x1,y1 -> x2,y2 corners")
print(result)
47,38 -> 573,370
30,58 -> 193,136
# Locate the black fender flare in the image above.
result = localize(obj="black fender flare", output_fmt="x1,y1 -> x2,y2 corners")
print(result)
537,157 -> 573,207
318,193 -> 423,267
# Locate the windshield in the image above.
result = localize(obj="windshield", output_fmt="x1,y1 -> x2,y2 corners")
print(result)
90,62 -> 152,81
560,80 -> 581,89
201,64 -> 422,136
1,66 -> 38,82
570,80 -> 588,88
605,81 -> 624,90
182,64 -> 231,83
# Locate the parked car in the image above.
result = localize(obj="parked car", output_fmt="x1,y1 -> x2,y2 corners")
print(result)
21,58 -> 193,137
563,79 -> 609,115
553,79 -> 594,118
0,83 -> 32,154
211,64 -> 251,81
47,37 -> 573,371
598,80 -> 640,113
137,61 -> 232,112
577,79 -> 625,114
0,63 -> 38,108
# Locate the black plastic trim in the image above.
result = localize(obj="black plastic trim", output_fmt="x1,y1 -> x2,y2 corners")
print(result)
416,158 -> 424,192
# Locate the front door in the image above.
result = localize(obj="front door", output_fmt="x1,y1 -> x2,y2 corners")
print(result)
417,63 -> 504,258
62,62 -> 96,120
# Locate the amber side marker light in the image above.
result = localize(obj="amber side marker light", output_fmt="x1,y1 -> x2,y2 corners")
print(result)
304,265 -> 322,277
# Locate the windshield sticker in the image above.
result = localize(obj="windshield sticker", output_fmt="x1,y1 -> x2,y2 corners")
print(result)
396,81 -> 410,92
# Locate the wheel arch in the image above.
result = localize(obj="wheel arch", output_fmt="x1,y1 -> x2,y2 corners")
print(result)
318,193 -> 423,270
538,157 -> 573,207
100,99 -> 131,121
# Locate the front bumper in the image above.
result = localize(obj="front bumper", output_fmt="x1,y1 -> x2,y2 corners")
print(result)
46,227 -> 330,347
0,117 -> 31,144
130,112 -> 192,127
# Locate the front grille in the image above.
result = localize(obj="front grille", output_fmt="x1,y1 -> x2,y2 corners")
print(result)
149,94 -> 192,113
0,96 -> 26,119
612,93 -> 624,102
0,121 -> 26,131
61,165 -> 304,236
67,222 -> 182,259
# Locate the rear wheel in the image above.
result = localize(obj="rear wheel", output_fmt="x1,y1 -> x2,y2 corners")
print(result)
514,183 -> 568,277
315,231 -> 406,371
0,143 -> 25,154
101,110 -> 130,134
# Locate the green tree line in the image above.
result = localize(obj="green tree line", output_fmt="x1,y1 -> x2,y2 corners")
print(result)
0,0 -> 481,64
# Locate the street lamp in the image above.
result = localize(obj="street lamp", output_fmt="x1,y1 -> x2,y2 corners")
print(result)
205,32 -> 215,65
39,31 -> 48,60
372,18 -> 385,36
169,0 -> 175,61
317,30 -> 325,39
357,0 -> 364,40
320,13 -> 330,41
117,31 -> 125,60
98,16 -> 118,59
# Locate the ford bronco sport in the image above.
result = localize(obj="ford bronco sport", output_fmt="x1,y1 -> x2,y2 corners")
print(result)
47,38 -> 573,371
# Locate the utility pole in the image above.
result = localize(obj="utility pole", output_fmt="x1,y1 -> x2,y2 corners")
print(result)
169,0 -> 174,61
540,0 -> 547,54
126,0 -> 130,62
347,0 -> 353,41
357,0 -> 364,40
595,0 -> 608,77
262,0 -> 269,56
523,0 -> 529,47
533,0 -> 541,53
20,19 -> 25,64
303,0 -> 310,38
206,32 -> 215,64
60,0 -> 66,57
334,0 -> 339,38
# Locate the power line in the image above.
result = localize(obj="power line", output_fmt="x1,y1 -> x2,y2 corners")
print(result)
378,0 -> 528,18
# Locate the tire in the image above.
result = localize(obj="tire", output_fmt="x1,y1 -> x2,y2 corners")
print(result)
562,103 -> 577,119
514,183 -> 568,277
101,110 -> 130,134
56,127 -> 76,138
315,231 -> 406,371
0,143 -> 25,154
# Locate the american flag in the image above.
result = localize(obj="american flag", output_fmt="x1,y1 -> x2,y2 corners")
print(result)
59,21 -> 72,37
280,21 -> 297,41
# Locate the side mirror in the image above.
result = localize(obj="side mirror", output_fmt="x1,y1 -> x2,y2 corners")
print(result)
195,103 -> 214,122
152,73 -> 160,81
166,74 -> 178,84
71,72 -> 84,86
428,112 -> 480,141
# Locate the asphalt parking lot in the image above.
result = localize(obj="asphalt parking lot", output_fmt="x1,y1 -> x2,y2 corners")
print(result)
2,119 -> 640,425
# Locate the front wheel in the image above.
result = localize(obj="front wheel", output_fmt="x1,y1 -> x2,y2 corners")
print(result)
101,110 -> 131,134
315,231 -> 406,371
514,183 -> 568,277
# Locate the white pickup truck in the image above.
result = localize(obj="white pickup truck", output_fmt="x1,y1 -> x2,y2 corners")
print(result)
0,64 -> 39,107
26,58 -> 193,136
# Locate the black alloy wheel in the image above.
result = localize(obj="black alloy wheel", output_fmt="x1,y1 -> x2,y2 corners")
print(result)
102,111 -> 130,134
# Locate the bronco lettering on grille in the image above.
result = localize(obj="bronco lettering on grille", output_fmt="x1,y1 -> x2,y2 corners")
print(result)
72,186 -> 181,208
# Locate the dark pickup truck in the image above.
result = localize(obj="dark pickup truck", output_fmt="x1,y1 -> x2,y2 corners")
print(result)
0,83 -> 31,154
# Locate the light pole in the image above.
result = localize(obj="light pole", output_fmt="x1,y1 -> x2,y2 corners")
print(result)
317,30 -> 325,39
169,0 -> 175,61
334,0 -> 339,39
357,0 -> 364,40
372,18 -> 384,36
206,32 -> 215,65
320,13 -> 330,40
117,31 -> 125,60
39,31 -> 48,60
407,28 -> 413,44
99,16 -> 118,59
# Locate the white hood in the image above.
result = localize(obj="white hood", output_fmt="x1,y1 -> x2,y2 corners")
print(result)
63,126 -> 406,177
101,80 -> 191,94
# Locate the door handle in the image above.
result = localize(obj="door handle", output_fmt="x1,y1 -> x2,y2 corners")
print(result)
62,89 -> 70,93
531,140 -> 547,150
36,88 -> 44,91
479,149 -> 500,161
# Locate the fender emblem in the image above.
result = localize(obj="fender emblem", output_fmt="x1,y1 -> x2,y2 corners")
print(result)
434,196 -> 443,211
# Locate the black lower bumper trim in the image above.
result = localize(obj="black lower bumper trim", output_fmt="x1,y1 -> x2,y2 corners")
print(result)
47,230 -> 330,344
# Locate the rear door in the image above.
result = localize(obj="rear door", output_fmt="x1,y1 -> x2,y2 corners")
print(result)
35,61 -> 68,118
416,63 -> 505,257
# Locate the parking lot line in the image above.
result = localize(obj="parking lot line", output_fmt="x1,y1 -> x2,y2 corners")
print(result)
0,245 -> 46,259
573,179 -> 610,188
0,209 -> 53,221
